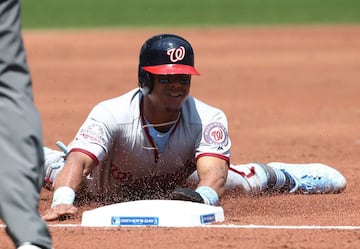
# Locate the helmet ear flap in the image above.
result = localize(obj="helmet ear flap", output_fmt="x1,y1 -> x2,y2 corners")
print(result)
138,67 -> 153,95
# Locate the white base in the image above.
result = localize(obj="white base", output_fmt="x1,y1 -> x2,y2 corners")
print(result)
81,199 -> 224,227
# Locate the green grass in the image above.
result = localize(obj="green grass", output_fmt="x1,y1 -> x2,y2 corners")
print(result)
21,0 -> 360,29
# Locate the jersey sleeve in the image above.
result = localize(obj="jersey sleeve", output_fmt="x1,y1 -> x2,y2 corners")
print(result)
68,103 -> 116,162
195,110 -> 231,163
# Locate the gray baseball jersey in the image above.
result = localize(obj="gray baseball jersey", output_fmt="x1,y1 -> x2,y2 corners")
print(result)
68,88 -> 231,201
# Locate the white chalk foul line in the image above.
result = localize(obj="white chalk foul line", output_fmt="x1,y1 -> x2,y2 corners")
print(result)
1,224 -> 360,230
3,224 -> 360,230
208,224 -> 360,230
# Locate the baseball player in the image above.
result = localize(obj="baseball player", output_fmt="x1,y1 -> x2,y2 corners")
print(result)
44,145 -> 347,196
43,34 -> 346,221
0,1 -> 52,248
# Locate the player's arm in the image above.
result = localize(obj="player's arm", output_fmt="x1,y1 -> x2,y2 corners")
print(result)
173,110 -> 231,205
53,151 -> 95,191
43,151 -> 97,221
196,155 -> 228,198
172,156 -> 228,205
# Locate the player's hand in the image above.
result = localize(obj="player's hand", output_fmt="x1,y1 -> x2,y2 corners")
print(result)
43,204 -> 78,221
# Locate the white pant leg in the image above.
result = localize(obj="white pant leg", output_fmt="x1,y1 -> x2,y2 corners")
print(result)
186,163 -> 269,195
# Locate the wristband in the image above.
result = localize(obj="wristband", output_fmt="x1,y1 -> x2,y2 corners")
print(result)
51,186 -> 75,208
195,186 -> 219,205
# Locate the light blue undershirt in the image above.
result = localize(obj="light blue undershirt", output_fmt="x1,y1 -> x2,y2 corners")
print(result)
146,123 -> 175,153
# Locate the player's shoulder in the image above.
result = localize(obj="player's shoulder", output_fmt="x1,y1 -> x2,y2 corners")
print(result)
182,96 -> 227,122
99,88 -> 140,107
90,88 -> 141,120
185,96 -> 224,113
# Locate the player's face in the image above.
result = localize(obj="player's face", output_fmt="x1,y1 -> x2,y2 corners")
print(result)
150,74 -> 191,113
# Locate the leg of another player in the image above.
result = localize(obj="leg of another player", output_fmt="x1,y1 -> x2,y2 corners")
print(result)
0,1 -> 52,248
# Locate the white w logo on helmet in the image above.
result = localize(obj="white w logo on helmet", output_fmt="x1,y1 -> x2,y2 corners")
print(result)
167,46 -> 185,62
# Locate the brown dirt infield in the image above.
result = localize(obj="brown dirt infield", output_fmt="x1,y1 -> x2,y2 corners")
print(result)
1,25 -> 360,248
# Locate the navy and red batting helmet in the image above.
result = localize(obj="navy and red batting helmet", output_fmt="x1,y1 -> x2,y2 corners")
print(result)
138,34 -> 200,94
